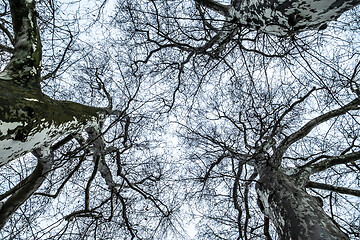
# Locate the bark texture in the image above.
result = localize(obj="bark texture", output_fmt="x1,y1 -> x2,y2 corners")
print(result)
0,0 -> 105,166
256,167 -> 349,240
0,152 -> 54,229
196,0 -> 360,35
0,86 -> 103,166
0,0 -> 106,229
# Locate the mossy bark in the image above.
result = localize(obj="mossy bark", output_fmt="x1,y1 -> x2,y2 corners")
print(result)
0,80 -> 105,165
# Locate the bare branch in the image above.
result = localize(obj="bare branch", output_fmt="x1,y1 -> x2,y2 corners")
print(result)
307,181 -> 360,197
232,162 -> 243,239
41,32 -> 73,81
275,98 -> 360,160
0,22 -> 15,46
35,154 -> 86,198
309,151 -> 360,174
270,87 -> 317,138
202,154 -> 228,183
0,43 -> 13,53
0,149 -> 54,229
193,0 -> 230,17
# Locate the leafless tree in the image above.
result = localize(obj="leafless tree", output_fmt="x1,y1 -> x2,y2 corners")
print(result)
114,0 -> 360,239
0,0 -> 179,239
1,0 -> 360,239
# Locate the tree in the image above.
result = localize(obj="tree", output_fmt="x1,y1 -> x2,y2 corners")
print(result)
194,0 -> 360,36
0,0 -> 360,239
0,0 -> 176,239
117,0 -> 360,239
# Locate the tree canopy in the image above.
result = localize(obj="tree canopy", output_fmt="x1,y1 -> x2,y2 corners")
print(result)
0,0 -> 360,239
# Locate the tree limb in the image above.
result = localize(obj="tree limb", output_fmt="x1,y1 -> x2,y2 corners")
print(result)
0,149 -> 54,230
2,0 -> 42,87
307,181 -> 360,197
308,152 -> 360,174
274,98 -> 360,160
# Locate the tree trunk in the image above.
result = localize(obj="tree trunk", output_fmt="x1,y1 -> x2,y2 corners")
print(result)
196,0 -> 360,36
0,0 -> 107,229
0,0 -> 105,166
232,0 -> 360,35
0,87 -> 104,166
256,167 -> 349,239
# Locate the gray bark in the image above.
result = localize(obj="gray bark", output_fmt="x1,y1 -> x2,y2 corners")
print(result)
195,0 -> 360,36
0,0 -> 105,166
256,167 -> 349,240
252,97 -> 360,239
0,0 -> 106,229
0,151 -> 54,229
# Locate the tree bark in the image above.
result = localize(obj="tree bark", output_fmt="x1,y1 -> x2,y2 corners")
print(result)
0,0 -> 106,166
0,151 -> 54,229
256,167 -> 349,240
195,0 -> 360,36
0,88 -> 104,166
0,0 -> 107,229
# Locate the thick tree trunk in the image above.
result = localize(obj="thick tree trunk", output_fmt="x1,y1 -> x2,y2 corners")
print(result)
0,0 -> 107,229
232,0 -> 360,35
0,87 -> 103,166
0,0 -> 105,166
196,0 -> 360,36
256,167 -> 349,240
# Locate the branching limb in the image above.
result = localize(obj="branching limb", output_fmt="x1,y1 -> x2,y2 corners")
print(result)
349,61 -> 360,98
35,153 -> 86,198
275,98 -> 360,161
202,154 -> 228,183
64,209 -> 103,221
0,149 -> 54,229
0,43 -> 13,53
118,193 -> 137,239
307,181 -> 360,197
308,151 -> 360,174
41,31 -> 73,81
85,156 -> 100,211
270,87 -> 317,139
0,22 -> 15,46
94,67 -> 113,110
244,171 -> 257,237
232,161 -> 243,239
264,216 -> 272,240
118,172 -> 170,216
4,134 -> 76,199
